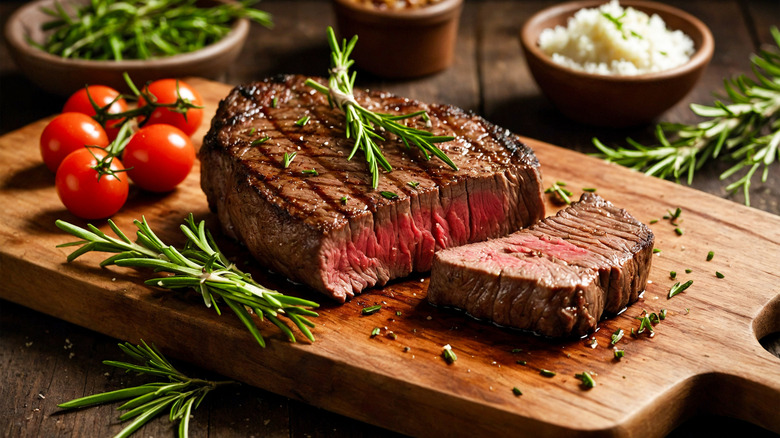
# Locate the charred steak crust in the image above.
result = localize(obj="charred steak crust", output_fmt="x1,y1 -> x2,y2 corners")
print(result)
200,74 -> 546,302
427,193 -> 654,337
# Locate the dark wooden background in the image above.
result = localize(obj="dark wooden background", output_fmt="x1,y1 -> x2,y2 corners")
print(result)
1,0 -> 778,437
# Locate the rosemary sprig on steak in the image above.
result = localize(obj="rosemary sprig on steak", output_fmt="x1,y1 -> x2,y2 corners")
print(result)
592,26 -> 780,206
55,214 -> 319,348
305,27 -> 458,188
58,340 -> 235,438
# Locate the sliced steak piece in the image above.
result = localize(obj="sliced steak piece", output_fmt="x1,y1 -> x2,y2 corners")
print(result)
427,193 -> 654,337
200,74 -> 545,302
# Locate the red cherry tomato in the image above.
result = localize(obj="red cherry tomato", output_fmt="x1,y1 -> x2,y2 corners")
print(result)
55,148 -> 129,219
123,124 -> 196,192
63,85 -> 128,140
40,112 -> 110,172
138,79 -> 203,136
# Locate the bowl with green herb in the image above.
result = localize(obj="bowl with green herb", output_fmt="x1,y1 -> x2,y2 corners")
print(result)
5,0 -> 272,96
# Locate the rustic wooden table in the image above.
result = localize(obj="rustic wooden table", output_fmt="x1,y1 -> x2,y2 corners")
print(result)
1,0 -> 778,437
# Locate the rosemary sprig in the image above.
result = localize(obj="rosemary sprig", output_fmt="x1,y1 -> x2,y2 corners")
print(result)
55,214 -> 319,347
59,341 -> 234,438
305,27 -> 457,189
592,26 -> 780,206
36,0 -> 272,60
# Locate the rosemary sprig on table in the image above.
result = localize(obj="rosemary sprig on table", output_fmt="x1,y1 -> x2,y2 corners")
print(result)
592,26 -> 780,206
35,0 -> 272,60
305,27 -> 458,189
55,214 -> 319,347
59,341 -> 234,438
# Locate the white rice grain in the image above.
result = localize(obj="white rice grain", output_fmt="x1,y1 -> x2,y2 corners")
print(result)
538,0 -> 695,75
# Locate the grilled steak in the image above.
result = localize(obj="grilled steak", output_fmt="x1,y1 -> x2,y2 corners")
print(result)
427,193 -> 654,337
200,74 -> 545,301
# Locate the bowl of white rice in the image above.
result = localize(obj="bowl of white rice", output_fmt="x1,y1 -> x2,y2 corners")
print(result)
520,0 -> 713,127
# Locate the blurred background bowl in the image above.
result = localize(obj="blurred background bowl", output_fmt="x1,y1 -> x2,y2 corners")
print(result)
4,0 -> 249,96
332,0 -> 463,79
519,0 -> 714,127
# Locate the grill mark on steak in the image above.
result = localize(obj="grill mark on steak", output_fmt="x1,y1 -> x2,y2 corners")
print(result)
427,193 -> 653,337
201,74 -> 546,301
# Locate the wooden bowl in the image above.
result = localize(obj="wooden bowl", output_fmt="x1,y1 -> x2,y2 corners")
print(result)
519,0 -> 714,127
332,0 -> 463,79
4,0 -> 249,96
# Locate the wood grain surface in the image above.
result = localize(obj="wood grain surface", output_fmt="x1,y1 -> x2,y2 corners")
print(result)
1,78 -> 778,438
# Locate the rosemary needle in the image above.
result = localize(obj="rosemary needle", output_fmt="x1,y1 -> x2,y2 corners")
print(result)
55,214 -> 319,348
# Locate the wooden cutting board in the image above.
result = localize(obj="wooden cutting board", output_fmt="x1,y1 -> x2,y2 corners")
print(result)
1,78 -> 778,438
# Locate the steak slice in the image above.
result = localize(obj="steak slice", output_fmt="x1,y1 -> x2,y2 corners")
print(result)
427,193 -> 654,337
200,74 -> 545,302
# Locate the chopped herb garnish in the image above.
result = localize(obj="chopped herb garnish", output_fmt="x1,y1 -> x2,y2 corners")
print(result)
512,387 -> 523,396
649,219 -> 659,224
252,136 -> 270,146
340,195 -> 348,204
575,371 -> 596,389
707,251 -> 714,261
387,332 -> 397,340
442,344 -> 457,364
370,327 -> 380,337
545,181 -> 572,205
582,187 -> 597,192
716,271 -> 725,278
539,369 -> 556,378
668,280 -> 693,299
396,311 -> 402,316
282,151 -> 297,168
295,115 -> 310,127
685,268 -> 693,274
614,349 -> 625,359
670,207 -> 682,221
674,227 -> 684,236
302,168 -> 318,176
271,97 -> 278,108
380,191 -> 399,200
516,360 -> 527,365
670,271 -> 677,279
635,313 -> 655,335
653,248 -> 661,254
407,181 -> 420,189
659,309 -> 667,320
511,348 -> 523,354
610,328 -> 624,345
248,127 -> 256,135
648,312 -> 661,325
362,304 -> 382,315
